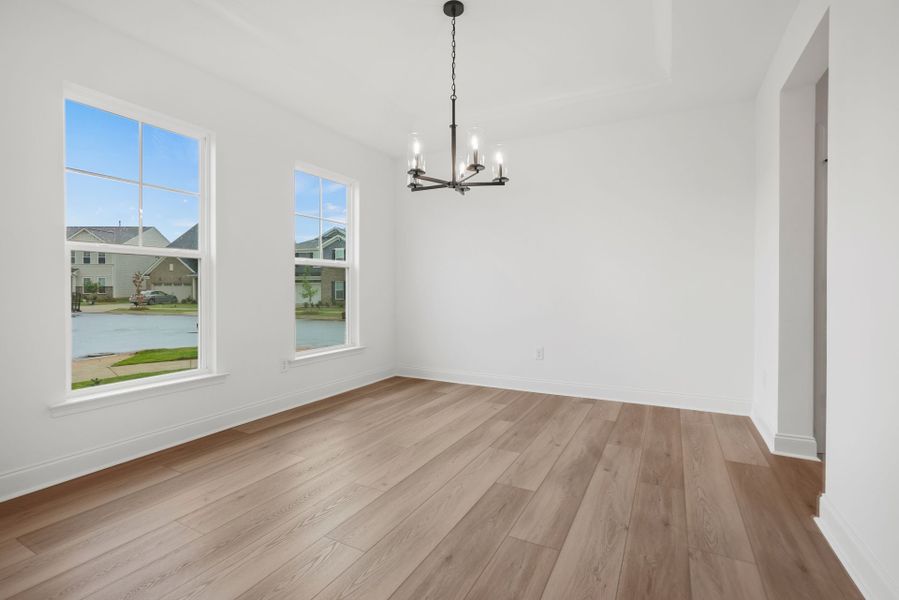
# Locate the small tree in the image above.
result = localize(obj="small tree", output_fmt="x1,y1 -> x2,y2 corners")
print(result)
299,266 -> 317,309
132,272 -> 147,309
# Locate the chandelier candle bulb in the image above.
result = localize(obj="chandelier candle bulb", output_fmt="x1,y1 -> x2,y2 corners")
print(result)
466,126 -> 485,171
492,144 -> 509,182
407,133 -> 426,175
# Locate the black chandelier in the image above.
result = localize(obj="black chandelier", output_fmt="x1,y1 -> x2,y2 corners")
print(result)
406,0 -> 509,195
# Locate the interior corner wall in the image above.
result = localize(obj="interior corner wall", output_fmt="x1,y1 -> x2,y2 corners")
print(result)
396,103 -> 756,414
751,0 -> 829,453
0,0 -> 397,500
757,1 -> 899,597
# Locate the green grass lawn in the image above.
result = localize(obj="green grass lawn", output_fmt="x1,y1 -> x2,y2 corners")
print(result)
295,306 -> 345,320
110,303 -> 198,315
113,346 -> 198,366
72,369 -> 187,390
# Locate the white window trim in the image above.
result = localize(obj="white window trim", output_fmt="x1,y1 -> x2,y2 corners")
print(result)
292,160 -> 360,362
61,84 -> 217,409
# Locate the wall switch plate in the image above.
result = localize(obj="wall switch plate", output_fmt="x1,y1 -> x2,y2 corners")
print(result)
536,346 -> 544,360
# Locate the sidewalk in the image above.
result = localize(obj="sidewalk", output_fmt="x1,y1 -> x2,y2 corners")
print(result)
72,352 -> 197,383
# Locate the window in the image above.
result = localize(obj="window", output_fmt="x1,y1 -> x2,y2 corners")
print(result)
65,89 -> 210,393
333,280 -> 346,301
294,166 -> 354,355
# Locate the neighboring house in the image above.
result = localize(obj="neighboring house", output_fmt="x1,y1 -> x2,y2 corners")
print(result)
294,226 -> 346,306
140,225 -> 199,301
67,226 -> 169,298
294,225 -> 346,261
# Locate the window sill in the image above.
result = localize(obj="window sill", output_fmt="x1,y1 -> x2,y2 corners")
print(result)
288,345 -> 365,367
50,371 -> 229,417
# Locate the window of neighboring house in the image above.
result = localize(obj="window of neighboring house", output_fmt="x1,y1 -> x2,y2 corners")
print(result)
65,89 -> 211,393
294,166 -> 354,356
82,277 -> 92,288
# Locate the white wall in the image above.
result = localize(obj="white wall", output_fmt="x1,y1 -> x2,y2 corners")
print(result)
396,103 -> 756,414
777,83 -> 817,453
752,2 -> 830,457
0,0 -> 396,499
755,1 -> 899,597
823,1 -> 899,597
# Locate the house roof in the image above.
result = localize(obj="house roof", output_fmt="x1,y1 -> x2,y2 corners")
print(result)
168,224 -> 198,250
66,226 -> 164,245
295,224 -> 346,251
138,225 -> 201,277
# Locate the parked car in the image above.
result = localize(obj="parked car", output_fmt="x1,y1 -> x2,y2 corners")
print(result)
130,290 -> 178,305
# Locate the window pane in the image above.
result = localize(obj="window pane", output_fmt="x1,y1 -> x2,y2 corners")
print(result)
295,171 -> 320,217
296,266 -> 346,352
322,220 -> 347,261
322,179 -> 347,223
71,252 -> 199,390
65,100 -> 139,180
142,187 -> 199,249
66,172 -> 139,244
295,216 -> 321,258
142,124 -> 200,193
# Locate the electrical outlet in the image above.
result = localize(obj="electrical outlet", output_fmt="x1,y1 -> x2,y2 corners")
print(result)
280,359 -> 289,373
536,346 -> 544,361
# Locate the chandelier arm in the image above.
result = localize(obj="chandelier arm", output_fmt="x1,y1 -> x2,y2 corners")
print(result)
464,181 -> 507,187
414,174 -> 451,185
457,169 -> 484,184
411,183 -> 452,192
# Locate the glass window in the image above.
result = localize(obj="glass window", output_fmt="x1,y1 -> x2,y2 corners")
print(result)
70,252 -> 200,390
65,93 -> 208,393
294,168 -> 353,356
65,99 -> 201,249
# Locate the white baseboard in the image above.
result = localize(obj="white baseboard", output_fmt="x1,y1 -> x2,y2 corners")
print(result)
749,407 -> 819,461
396,365 -> 752,415
816,494 -> 899,600
773,432 -> 819,460
0,366 -> 396,502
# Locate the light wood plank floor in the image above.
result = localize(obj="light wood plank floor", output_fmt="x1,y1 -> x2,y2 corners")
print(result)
0,378 -> 862,600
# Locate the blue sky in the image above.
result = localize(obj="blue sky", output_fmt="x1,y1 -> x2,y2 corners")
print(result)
65,100 -> 199,245
294,170 -> 347,246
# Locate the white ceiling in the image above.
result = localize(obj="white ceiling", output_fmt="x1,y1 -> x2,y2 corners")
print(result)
59,0 -> 798,157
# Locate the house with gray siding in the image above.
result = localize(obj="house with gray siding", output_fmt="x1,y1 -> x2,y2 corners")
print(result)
67,226 -> 169,298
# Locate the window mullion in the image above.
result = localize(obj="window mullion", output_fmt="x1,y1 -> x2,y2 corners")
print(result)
138,121 -> 144,247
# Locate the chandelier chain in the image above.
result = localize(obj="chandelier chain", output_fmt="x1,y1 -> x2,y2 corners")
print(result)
451,17 -> 457,101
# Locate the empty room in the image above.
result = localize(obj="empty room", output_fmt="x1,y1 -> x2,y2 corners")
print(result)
0,0 -> 897,598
